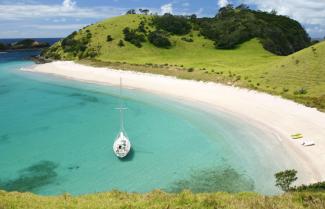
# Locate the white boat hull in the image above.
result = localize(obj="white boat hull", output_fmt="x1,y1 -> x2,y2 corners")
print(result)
113,131 -> 131,158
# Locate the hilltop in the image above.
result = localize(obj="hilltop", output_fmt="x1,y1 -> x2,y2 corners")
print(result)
41,7 -> 324,111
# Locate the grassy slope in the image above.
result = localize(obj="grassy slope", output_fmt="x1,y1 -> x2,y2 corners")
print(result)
257,41 -> 325,109
94,15 -> 278,70
53,15 -> 279,72
50,14 -> 325,111
1,190 -> 325,209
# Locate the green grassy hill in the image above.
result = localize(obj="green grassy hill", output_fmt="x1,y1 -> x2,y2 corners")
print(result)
42,14 -> 325,111
1,190 -> 324,209
45,15 -> 279,70
256,41 -> 325,109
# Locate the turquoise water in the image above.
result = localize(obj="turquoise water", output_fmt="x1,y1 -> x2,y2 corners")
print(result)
0,52 -> 301,195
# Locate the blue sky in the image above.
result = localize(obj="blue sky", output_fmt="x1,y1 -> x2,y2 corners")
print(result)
0,0 -> 324,38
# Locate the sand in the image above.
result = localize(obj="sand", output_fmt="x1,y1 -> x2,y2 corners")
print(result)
23,61 -> 325,185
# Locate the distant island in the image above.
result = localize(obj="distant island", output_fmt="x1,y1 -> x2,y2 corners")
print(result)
0,39 -> 50,51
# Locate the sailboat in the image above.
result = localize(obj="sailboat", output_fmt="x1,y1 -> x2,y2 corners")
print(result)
113,78 -> 131,158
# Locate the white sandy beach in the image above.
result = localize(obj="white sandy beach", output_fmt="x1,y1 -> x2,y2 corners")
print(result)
23,61 -> 325,184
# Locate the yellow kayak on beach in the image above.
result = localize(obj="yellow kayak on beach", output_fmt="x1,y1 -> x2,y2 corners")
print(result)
291,133 -> 303,139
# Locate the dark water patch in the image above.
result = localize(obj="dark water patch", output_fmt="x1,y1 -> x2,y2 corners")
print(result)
35,126 -> 50,132
0,86 -> 10,95
0,161 -> 58,192
35,102 -> 86,116
167,167 -> 255,193
69,93 -> 99,103
13,126 -> 50,136
28,88 -> 68,96
28,87 -> 101,104
0,134 -> 10,144
67,165 -> 80,171
4,126 -> 51,139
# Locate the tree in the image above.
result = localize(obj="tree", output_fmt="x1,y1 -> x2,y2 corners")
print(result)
139,8 -> 149,15
236,4 -> 249,10
217,4 -> 235,18
137,21 -> 146,33
123,27 -> 145,48
153,14 -> 192,35
126,9 -> 136,15
148,30 -> 171,48
118,40 -> 125,47
275,169 -> 298,192
270,9 -> 277,15
106,35 -> 113,42
0,43 -> 8,50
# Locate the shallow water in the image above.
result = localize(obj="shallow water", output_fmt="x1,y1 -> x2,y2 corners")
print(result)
0,51 -> 302,195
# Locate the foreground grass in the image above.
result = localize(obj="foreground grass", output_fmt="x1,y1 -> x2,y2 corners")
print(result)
1,190 -> 324,209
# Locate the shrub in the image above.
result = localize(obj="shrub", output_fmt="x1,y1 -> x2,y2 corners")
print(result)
294,88 -> 308,95
291,181 -> 325,192
153,14 -> 192,35
107,35 -> 113,42
126,9 -> 136,15
187,68 -> 194,72
118,40 -> 125,47
123,27 -> 145,48
0,43 -> 8,50
86,49 -> 98,58
181,37 -> 194,42
282,88 -> 289,93
148,30 -> 171,48
275,169 -> 298,192
137,21 -> 146,33
60,30 -> 91,56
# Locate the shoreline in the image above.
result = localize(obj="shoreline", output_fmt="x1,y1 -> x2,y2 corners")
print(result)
22,61 -> 325,185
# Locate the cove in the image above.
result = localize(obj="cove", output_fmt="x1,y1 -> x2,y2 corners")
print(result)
0,51 -> 302,195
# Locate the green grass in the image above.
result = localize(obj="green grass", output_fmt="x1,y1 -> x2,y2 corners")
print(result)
87,15 -> 279,70
1,190 -> 325,209
47,14 -> 325,111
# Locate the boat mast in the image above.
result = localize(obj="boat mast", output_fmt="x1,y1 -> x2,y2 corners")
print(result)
117,77 -> 126,132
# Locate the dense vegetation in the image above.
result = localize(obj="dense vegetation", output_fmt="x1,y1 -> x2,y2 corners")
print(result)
153,14 -> 192,35
291,182 -> 325,192
148,30 -> 171,48
0,43 -> 7,50
122,27 -> 146,48
197,5 -> 311,55
0,39 -> 49,51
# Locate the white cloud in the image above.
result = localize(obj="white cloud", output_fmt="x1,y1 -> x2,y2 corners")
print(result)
241,0 -> 325,37
27,23 -> 86,30
161,3 -> 173,14
62,0 -> 76,11
0,0 -> 124,20
218,0 -> 229,8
